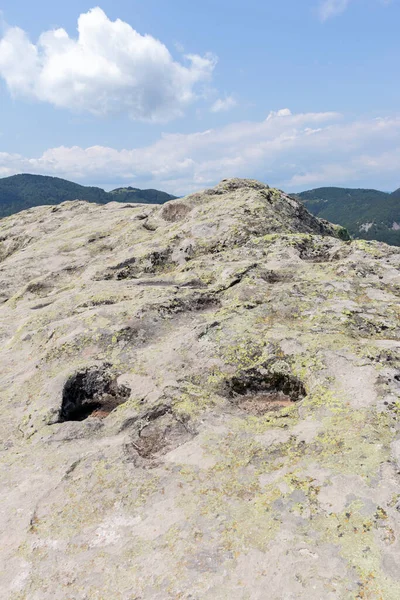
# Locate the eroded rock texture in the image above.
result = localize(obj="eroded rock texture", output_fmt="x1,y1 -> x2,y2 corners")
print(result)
0,178 -> 400,599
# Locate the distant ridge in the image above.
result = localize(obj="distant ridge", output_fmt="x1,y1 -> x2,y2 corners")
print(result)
295,186 -> 400,246
110,186 -> 176,204
2,174 -> 399,246
0,174 -> 176,218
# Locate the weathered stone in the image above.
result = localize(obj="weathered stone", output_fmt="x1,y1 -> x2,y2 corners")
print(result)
0,179 -> 400,599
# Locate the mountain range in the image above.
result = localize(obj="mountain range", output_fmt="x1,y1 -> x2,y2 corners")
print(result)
295,186 -> 400,246
0,173 -> 176,218
1,174 -> 399,246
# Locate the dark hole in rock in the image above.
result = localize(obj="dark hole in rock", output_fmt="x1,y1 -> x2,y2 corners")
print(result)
58,365 -> 131,422
227,364 -> 306,415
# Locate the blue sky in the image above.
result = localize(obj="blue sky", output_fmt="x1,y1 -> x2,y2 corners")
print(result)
0,0 -> 399,194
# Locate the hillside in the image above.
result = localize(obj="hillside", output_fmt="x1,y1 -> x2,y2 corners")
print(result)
295,186 -> 400,246
0,174 -> 176,218
1,179 -> 400,598
110,186 -> 176,204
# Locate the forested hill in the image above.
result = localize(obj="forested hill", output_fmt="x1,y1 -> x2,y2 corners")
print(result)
295,186 -> 400,246
0,174 -> 176,218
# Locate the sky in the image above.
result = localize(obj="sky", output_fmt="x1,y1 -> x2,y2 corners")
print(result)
0,0 -> 399,194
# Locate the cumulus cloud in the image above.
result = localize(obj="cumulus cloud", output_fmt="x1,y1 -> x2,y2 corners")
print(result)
1,110 -> 400,193
211,95 -> 237,113
0,7 -> 216,121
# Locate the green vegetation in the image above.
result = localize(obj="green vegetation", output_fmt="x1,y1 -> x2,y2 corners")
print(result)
110,186 -> 175,204
0,174 -> 176,218
295,186 -> 400,246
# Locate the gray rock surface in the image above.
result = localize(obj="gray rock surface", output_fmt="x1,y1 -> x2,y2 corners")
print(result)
0,178 -> 400,599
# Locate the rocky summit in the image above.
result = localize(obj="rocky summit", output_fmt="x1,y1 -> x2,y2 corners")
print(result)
1,178 -> 400,600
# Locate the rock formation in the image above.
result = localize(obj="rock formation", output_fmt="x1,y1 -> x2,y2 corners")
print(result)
0,178 -> 399,599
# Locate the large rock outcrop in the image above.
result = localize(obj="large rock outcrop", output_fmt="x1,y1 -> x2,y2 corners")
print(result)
0,179 -> 400,599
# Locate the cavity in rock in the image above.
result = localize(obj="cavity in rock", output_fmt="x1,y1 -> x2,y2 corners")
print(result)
58,365 -> 131,422
227,363 -> 306,415
124,406 -> 193,464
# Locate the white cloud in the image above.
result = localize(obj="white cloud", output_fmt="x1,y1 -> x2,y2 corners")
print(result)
211,95 -> 237,113
319,0 -> 350,21
267,108 -> 292,119
1,110 -> 400,194
0,7 -> 216,122
318,0 -> 393,20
